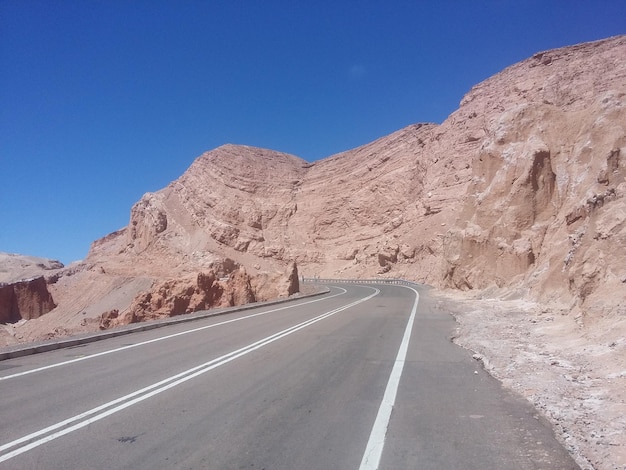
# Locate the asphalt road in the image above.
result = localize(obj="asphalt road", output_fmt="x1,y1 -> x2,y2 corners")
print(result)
0,283 -> 578,469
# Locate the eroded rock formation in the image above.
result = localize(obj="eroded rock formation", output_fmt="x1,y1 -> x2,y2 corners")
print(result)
0,276 -> 56,323
98,261 -> 299,328
441,35 -> 626,320
100,35 -> 625,322
3,34 -> 624,341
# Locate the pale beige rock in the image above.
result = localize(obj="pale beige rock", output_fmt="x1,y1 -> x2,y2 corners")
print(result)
0,252 -> 63,284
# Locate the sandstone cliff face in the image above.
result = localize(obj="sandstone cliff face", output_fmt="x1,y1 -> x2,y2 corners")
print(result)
100,269 -> 248,328
0,276 -> 56,323
80,36 -> 625,322
101,36 -> 624,314
84,146 -> 306,278
108,121 -> 465,284
0,253 -> 61,324
3,35 -> 624,342
98,261 -> 299,329
442,35 -> 626,319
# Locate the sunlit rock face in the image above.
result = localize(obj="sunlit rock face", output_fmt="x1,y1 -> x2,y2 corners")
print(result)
3,35 -> 625,341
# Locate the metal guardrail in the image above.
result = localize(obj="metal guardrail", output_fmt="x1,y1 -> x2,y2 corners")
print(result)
302,277 -> 420,287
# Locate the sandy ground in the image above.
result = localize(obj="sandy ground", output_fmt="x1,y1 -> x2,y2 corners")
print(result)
433,290 -> 626,470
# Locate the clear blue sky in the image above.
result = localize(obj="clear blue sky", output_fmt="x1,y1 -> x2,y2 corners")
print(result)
1,1 -> 624,264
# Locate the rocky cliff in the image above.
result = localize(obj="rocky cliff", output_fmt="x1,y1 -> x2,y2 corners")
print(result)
97,35 -> 625,322
0,253 -> 61,323
0,276 -> 56,323
3,34 -> 624,341
442,36 -> 626,321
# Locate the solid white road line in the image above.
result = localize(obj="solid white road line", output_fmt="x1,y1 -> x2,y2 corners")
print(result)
0,287 -> 379,463
359,285 -> 420,470
0,287 -> 348,381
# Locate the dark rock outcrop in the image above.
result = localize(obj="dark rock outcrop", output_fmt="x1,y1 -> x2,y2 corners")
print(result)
0,276 -> 56,323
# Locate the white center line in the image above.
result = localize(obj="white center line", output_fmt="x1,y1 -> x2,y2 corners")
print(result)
359,285 -> 419,470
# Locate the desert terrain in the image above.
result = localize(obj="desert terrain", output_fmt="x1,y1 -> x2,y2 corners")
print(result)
2,35 -> 625,469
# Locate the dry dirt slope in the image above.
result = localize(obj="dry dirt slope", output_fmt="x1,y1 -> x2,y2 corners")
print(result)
1,34 -> 625,470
